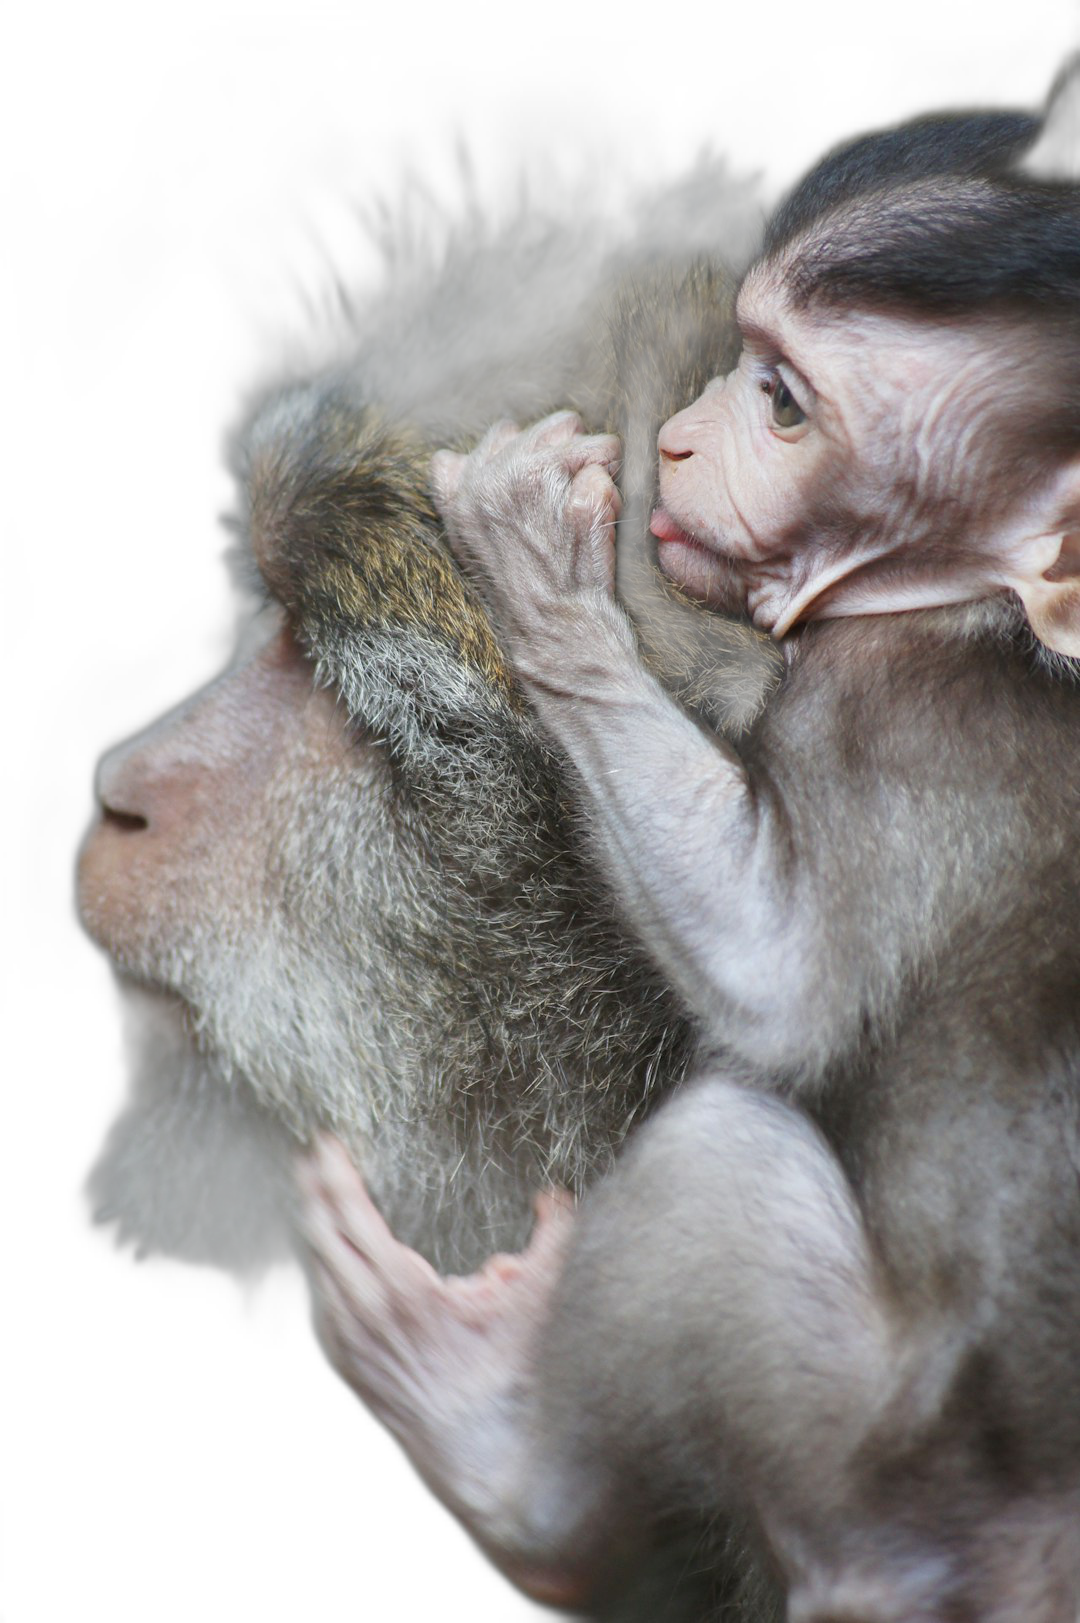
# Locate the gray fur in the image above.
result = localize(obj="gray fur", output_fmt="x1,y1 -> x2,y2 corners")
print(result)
80,161 -> 784,1623
78,157 -> 794,1622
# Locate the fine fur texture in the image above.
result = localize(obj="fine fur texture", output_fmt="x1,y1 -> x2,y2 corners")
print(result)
293,92 -> 1080,1623
80,159 -> 787,1622
83,161 -> 778,1273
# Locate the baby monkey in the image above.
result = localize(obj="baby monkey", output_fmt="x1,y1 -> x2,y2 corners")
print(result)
301,86 -> 1080,1622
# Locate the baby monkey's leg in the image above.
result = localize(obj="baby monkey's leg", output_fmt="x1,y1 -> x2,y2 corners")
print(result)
543,1091 -> 1080,1623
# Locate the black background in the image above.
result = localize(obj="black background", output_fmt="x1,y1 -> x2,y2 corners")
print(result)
21,31 -> 1071,1616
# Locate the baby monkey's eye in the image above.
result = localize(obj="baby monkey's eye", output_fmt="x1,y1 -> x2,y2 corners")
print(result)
767,376 -> 807,430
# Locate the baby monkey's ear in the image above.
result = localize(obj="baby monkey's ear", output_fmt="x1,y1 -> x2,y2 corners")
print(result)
1007,462 -> 1080,658
1017,53 -> 1080,181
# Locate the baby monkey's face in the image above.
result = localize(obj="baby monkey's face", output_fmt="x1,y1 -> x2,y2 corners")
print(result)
653,265 -> 846,633
652,263 -> 1069,639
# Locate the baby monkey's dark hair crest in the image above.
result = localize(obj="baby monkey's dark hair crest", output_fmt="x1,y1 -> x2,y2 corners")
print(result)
764,107 -> 1041,254
766,101 -> 1080,318
780,174 -> 1080,325
760,107 -> 1080,460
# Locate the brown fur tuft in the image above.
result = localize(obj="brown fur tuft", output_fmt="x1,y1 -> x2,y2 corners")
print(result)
248,267 -> 779,746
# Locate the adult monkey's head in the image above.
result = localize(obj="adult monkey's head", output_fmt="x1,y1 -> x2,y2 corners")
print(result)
75,150 -> 781,1280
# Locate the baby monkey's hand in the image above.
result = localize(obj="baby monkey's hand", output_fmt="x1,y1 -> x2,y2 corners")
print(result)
431,412 -> 622,649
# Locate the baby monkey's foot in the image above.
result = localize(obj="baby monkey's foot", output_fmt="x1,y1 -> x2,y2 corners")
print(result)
297,1136 -> 577,1588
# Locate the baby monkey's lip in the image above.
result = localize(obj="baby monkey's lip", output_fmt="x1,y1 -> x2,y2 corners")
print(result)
649,507 -> 710,550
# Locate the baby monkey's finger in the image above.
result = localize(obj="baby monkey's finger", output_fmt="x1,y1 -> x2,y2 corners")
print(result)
521,410 -> 586,450
430,449 -> 467,511
475,419 -> 523,459
571,463 -> 622,525
562,433 -> 622,478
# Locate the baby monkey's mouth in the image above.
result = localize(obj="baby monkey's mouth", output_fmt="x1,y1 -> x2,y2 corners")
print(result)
649,507 -> 703,550
650,495 -> 860,637
650,507 -> 767,623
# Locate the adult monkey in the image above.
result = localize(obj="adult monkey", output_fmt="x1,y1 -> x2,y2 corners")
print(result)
78,165 -> 786,1621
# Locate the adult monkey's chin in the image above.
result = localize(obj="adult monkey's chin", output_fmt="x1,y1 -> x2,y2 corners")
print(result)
86,980 -> 295,1272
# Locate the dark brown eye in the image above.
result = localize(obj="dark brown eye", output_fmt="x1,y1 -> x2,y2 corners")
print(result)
771,377 -> 806,430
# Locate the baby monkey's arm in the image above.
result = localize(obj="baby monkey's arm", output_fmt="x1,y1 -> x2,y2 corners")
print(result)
432,414 -> 776,1031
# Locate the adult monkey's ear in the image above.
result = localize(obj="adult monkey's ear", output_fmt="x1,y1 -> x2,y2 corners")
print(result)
1006,462 -> 1080,657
